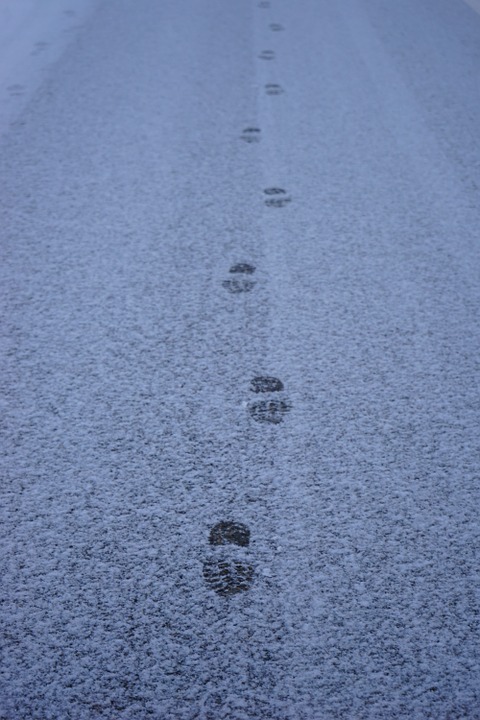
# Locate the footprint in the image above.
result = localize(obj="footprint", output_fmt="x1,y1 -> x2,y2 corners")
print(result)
7,84 -> 25,96
222,278 -> 256,293
240,127 -> 261,143
264,187 -> 291,207
248,399 -> 291,424
265,83 -> 284,96
259,50 -> 275,60
265,196 -> 291,207
250,376 -> 284,393
209,521 -> 250,547
270,23 -> 284,31
258,1 -> 271,6
31,41 -> 49,56
204,522 -> 254,596
264,187 -> 286,195
64,9 -> 76,16
203,559 -> 254,597
223,262 -> 256,291
229,262 -> 256,274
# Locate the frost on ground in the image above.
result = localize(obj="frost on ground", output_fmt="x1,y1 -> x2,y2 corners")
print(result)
1,0 -> 480,717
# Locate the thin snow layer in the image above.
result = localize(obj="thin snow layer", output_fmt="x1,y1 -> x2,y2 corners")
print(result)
1,0 -> 480,718
0,0 -> 97,137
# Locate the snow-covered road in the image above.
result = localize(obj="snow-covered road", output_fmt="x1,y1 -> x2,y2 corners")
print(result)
1,0 -> 480,718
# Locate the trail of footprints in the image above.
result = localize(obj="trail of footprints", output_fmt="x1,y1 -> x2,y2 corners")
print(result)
204,378 -> 290,597
6,16 -> 77,102
203,2 -> 292,599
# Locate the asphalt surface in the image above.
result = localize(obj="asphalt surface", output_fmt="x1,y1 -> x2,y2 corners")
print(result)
1,0 -> 480,718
